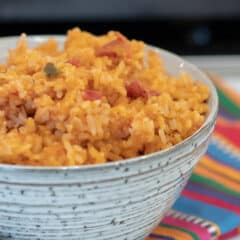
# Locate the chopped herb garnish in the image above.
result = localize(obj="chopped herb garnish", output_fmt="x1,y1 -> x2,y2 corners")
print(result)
44,63 -> 60,78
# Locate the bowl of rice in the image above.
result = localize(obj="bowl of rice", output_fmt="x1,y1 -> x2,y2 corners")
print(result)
0,28 -> 218,240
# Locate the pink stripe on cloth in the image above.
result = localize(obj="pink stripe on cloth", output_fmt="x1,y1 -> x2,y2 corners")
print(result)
162,216 -> 212,240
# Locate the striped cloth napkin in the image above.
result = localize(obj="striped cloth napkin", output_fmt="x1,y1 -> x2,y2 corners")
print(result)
146,73 -> 240,240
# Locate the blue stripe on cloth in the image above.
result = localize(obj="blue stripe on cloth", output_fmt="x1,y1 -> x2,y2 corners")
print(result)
149,234 -> 175,240
173,196 -> 240,234
207,141 -> 240,170
218,107 -> 239,121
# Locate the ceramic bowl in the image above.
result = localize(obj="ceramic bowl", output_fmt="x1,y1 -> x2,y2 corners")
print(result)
0,36 -> 218,240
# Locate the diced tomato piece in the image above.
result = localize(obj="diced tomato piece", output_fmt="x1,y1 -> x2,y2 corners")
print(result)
149,90 -> 160,96
96,34 -> 131,58
126,81 -> 148,99
67,57 -> 81,67
82,89 -> 102,101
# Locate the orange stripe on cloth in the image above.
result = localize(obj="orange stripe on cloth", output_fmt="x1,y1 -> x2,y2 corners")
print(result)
217,117 -> 240,127
194,165 -> 240,192
146,225 -> 193,240
199,156 -> 240,182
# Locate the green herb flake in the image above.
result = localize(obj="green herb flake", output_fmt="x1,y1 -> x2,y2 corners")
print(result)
44,63 -> 60,78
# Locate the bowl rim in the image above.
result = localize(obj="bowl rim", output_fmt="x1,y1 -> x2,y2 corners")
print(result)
0,35 -> 219,171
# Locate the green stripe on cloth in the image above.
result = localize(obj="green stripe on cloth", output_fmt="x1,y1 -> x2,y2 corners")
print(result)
190,174 -> 240,199
216,87 -> 240,118
160,223 -> 199,240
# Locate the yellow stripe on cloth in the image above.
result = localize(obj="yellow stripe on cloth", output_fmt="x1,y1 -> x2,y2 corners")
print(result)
200,155 -> 240,182
146,225 -> 194,240
194,165 -> 240,192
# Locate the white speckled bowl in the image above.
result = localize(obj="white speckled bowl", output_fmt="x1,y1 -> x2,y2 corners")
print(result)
0,36 -> 218,240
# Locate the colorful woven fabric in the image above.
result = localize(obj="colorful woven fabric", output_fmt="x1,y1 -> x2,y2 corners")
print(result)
146,75 -> 240,240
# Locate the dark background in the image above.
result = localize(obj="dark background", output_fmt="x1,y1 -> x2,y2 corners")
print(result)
0,0 -> 240,55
